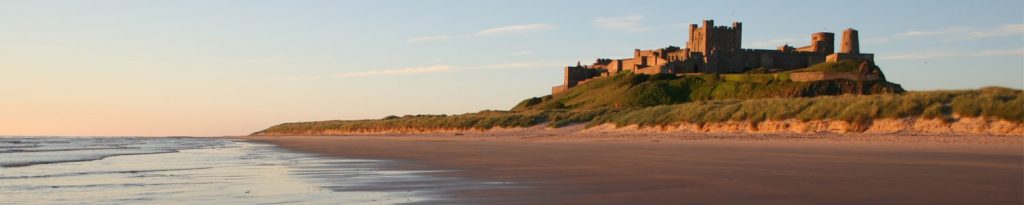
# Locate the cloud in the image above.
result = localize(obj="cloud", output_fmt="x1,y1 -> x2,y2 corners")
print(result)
406,35 -> 450,43
895,27 -> 972,37
750,38 -> 800,48
592,15 -> 651,32
882,24 -> 1023,43
468,61 -> 562,70
878,48 -> 1023,60
285,65 -> 453,81
280,60 -> 563,81
474,24 -> 557,36
878,51 -> 959,60
975,48 -> 1024,57
966,24 -> 1024,38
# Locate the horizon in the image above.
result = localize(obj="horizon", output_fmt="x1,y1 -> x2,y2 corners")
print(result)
2,0 -> 1022,136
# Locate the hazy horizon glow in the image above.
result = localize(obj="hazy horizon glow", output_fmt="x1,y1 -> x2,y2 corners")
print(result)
2,0 -> 1022,136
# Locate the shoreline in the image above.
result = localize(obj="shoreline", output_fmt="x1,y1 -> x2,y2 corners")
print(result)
245,133 -> 1023,204
254,117 -> 1024,137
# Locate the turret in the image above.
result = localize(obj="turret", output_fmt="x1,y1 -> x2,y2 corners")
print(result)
810,32 -> 835,54
840,28 -> 860,54
732,22 -> 742,49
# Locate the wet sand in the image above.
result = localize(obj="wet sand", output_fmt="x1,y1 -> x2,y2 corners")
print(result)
247,134 -> 1023,205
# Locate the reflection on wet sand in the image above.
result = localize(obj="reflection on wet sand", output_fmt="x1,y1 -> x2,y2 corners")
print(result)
0,137 -> 501,204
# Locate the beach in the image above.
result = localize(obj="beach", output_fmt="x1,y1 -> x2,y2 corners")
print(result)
248,133 -> 1024,205
0,137 -> 484,204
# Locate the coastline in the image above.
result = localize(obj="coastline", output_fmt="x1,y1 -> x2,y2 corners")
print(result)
254,117 -> 1024,137
245,133 -> 1023,205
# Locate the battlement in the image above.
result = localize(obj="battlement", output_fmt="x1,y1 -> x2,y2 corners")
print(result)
687,20 -> 742,54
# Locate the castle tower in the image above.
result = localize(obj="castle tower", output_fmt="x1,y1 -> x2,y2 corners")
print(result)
686,20 -> 742,55
810,32 -> 835,54
732,22 -> 742,50
840,28 -> 860,54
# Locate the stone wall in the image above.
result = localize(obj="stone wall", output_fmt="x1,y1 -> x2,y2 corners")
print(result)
826,53 -> 873,62
790,71 -> 879,82
551,85 -> 567,94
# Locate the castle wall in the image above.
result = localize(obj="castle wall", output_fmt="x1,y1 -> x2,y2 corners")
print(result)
826,53 -> 874,62
606,59 -> 624,74
665,49 -> 689,61
790,71 -> 879,82
621,58 -> 638,72
706,49 -> 827,72
551,85 -> 567,94
564,66 -> 600,88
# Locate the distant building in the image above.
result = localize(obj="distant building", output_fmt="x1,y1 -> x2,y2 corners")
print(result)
552,20 -> 874,94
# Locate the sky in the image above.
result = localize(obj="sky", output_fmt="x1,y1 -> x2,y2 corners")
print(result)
1,0 -> 1022,136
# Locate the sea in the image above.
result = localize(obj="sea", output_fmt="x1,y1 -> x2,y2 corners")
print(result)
0,137 -> 492,205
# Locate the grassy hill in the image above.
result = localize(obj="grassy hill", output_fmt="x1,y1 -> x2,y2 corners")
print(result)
512,72 -> 903,112
252,62 -> 1022,136
514,60 -> 901,112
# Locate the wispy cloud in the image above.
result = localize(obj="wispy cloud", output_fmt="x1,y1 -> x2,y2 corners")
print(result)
975,48 -> 1024,57
966,24 -> 1024,39
284,65 -> 453,81
468,61 -> 562,70
592,15 -> 651,32
474,24 -> 557,36
879,48 -> 1023,60
880,24 -> 1024,43
406,35 -> 450,43
280,60 -> 564,81
879,51 -> 959,60
895,27 -> 972,37
750,38 -> 800,48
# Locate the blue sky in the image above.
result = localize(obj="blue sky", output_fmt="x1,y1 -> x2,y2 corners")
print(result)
1,0 -> 1022,136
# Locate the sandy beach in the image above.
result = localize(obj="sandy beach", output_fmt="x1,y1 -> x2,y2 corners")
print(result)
247,133 -> 1023,205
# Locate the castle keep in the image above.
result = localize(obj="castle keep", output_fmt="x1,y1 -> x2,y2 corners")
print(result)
552,20 -> 874,94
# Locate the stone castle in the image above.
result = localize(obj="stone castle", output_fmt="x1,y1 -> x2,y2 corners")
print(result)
552,20 -> 875,94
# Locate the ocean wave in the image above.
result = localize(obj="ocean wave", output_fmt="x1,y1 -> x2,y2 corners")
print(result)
0,149 -> 179,168
0,167 -> 213,179
0,147 -> 131,153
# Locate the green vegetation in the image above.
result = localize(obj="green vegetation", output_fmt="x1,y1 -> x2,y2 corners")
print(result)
254,87 -> 1022,135
591,87 -> 1023,127
790,59 -> 874,72
512,71 -> 903,112
252,61 -> 1022,136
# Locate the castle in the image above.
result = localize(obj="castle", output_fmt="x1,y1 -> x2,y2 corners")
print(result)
552,20 -> 874,94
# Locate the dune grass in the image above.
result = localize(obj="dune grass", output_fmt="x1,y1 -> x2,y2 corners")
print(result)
591,87 -> 1023,127
252,61 -> 1018,135
254,87 -> 1023,135
512,71 -> 904,111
